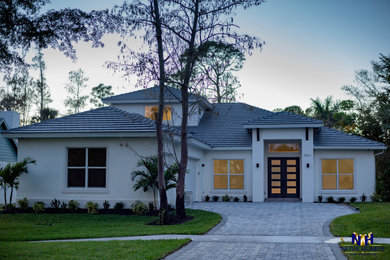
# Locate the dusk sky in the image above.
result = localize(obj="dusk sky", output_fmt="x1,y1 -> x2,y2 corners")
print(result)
8,0 -> 390,114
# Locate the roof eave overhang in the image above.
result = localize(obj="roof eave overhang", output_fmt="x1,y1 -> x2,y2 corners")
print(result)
243,124 -> 323,129
211,146 -> 252,151
3,132 -> 157,139
313,145 -> 387,150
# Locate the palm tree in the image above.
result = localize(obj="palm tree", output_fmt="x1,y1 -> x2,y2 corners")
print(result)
310,96 -> 340,128
0,157 -> 36,212
131,155 -> 178,209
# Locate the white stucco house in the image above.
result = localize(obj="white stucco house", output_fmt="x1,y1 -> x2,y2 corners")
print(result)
3,86 -> 386,207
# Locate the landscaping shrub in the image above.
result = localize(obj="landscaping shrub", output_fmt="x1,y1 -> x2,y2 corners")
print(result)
114,202 -> 124,211
132,201 -> 148,216
349,197 -> 357,203
205,195 -> 210,202
86,201 -> 99,214
361,193 -> 367,202
318,195 -> 323,203
60,201 -> 67,211
222,194 -> 230,202
5,203 -> 16,212
212,196 -> 219,202
103,200 -> 110,210
33,201 -> 45,213
370,192 -> 382,202
326,196 -> 335,203
68,200 -> 80,212
338,197 -> 346,203
51,198 -> 61,209
233,197 -> 239,202
243,194 -> 248,202
376,167 -> 390,201
17,197 -> 29,211
148,202 -> 155,213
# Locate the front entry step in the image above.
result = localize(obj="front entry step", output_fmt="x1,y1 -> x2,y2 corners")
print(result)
265,198 -> 302,202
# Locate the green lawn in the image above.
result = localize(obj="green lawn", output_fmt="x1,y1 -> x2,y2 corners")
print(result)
0,209 -> 221,241
330,202 -> 390,238
0,239 -> 190,259
339,243 -> 389,260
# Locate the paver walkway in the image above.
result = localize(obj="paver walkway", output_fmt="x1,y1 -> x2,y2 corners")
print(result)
166,202 -> 356,260
40,202 -> 384,259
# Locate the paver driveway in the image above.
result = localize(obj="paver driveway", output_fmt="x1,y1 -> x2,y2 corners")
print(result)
167,202 -> 355,260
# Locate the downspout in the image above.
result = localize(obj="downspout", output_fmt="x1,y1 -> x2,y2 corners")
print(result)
374,149 -> 385,156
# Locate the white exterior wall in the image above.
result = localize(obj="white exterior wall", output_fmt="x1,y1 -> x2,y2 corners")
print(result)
113,102 -> 202,126
164,142 -> 204,203
313,150 -> 376,202
252,128 -> 314,202
16,138 -> 160,208
200,150 -> 252,201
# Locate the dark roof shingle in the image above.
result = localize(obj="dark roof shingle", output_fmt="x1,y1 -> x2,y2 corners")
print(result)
314,127 -> 386,148
189,103 -> 272,147
244,111 -> 323,127
5,106 -> 157,134
102,86 -> 209,106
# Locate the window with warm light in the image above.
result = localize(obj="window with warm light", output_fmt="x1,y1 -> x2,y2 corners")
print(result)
322,159 -> 354,190
268,143 -> 299,153
145,106 -> 171,121
213,159 -> 244,190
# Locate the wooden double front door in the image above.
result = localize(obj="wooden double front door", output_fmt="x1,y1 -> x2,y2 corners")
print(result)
268,157 -> 300,198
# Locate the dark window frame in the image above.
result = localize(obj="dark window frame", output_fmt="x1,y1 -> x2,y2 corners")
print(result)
67,148 -> 107,188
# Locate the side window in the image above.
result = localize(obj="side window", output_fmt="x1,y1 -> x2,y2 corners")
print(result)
322,159 -> 353,190
67,148 -> 107,188
213,159 -> 244,190
145,106 -> 171,121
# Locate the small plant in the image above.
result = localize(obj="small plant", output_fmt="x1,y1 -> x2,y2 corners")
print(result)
318,195 -> 323,203
233,197 -> 239,202
243,194 -> 248,202
114,201 -> 124,211
51,198 -> 61,209
132,201 -> 148,216
103,200 -> 110,210
338,197 -> 346,203
326,196 -> 335,203
361,193 -> 367,202
33,201 -> 45,213
212,195 -> 219,202
349,197 -> 357,203
86,201 -> 99,214
156,209 -> 166,225
370,192 -> 381,202
68,200 -> 80,212
60,201 -> 67,210
205,195 -> 210,202
5,203 -> 16,212
148,202 -> 155,213
18,197 -> 29,211
222,194 -> 231,202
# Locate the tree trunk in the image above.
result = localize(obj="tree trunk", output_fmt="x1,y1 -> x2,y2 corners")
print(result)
3,185 -> 7,213
216,76 -> 221,103
9,187 -> 13,205
153,0 -> 169,224
153,188 -> 157,210
39,52 -> 44,122
176,0 -> 200,219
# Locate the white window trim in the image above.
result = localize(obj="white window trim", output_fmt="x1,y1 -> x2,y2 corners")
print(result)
66,147 -> 108,189
213,159 -> 245,191
321,158 -> 355,192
